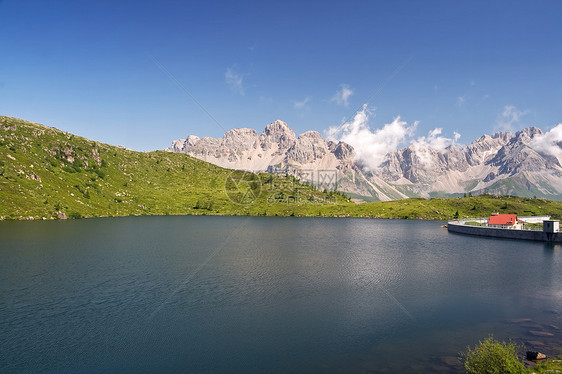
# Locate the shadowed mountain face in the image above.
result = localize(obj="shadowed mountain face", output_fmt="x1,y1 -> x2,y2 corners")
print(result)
168,122 -> 562,201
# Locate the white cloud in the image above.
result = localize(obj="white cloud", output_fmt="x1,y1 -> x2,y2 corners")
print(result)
293,96 -> 310,109
326,106 -> 462,170
225,67 -> 245,95
469,80 -> 476,87
411,128 -> 460,153
326,105 -> 416,170
409,128 -> 461,167
495,105 -> 529,132
529,124 -> 562,163
456,96 -> 466,107
331,84 -> 353,107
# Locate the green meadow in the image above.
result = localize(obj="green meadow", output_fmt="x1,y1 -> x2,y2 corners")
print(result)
2,116 -> 562,221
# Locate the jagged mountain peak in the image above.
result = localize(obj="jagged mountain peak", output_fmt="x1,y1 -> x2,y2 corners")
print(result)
260,120 -> 296,150
166,120 -> 409,201
377,126 -> 562,199
298,130 -> 324,140
263,120 -> 294,136
329,141 -> 355,162
516,126 -> 543,138
225,128 -> 258,136
491,131 -> 513,140
167,122 -> 562,201
269,119 -> 290,128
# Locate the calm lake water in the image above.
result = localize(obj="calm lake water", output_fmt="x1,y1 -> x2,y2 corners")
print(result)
1,216 -> 562,373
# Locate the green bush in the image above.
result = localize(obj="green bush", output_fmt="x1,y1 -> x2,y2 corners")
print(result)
68,212 -> 82,219
93,169 -> 105,179
194,200 -> 213,210
62,165 -> 79,173
461,335 -> 526,374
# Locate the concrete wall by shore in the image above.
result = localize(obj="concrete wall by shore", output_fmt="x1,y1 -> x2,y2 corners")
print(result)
453,216 -> 550,225
447,222 -> 562,243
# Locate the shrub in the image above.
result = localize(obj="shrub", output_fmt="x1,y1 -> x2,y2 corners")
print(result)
461,335 -> 526,374
62,165 -> 78,173
194,200 -> 213,210
68,212 -> 82,219
93,169 -> 105,179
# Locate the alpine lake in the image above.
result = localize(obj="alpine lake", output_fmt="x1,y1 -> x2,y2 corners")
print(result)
2,216 -> 562,373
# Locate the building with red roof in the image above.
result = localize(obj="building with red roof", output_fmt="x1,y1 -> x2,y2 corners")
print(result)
488,213 -> 520,228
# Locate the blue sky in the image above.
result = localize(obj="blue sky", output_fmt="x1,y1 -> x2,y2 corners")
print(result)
1,0 -> 561,151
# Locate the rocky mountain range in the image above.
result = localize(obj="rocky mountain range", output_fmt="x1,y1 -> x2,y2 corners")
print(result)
167,121 -> 562,202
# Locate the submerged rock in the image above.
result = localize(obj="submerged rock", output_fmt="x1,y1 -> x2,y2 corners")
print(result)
526,351 -> 547,360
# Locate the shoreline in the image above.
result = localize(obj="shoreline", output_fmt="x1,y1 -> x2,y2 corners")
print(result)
0,213 -> 451,222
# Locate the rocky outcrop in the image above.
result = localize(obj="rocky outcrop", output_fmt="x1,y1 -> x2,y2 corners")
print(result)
26,173 -> 41,182
168,121 -> 562,201
376,127 -> 562,198
167,120 -> 407,201
260,120 -> 296,150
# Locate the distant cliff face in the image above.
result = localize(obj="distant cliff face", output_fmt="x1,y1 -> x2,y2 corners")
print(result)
375,127 -> 562,199
167,120 -> 351,171
168,122 -> 562,201
166,120 -> 408,201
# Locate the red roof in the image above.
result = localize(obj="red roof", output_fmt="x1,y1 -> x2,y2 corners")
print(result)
489,214 -> 517,225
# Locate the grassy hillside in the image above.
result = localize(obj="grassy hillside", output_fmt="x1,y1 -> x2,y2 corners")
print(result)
1,115 -> 562,221
0,116 -> 349,220
350,195 -> 562,220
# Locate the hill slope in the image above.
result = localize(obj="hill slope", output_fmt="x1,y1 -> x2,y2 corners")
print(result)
0,116 -> 349,220
2,116 -> 562,221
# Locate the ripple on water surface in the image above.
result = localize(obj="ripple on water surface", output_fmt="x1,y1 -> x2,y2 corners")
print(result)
1,216 -> 562,373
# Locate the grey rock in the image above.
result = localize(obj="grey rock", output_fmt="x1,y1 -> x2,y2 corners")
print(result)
166,120 -> 407,201
167,121 -> 562,201
376,126 -> 562,199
